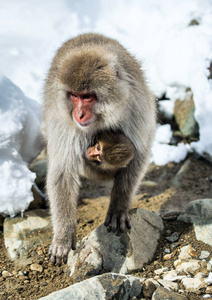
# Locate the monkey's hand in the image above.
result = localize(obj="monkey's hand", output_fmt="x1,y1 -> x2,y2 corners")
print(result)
49,232 -> 76,266
104,208 -> 131,233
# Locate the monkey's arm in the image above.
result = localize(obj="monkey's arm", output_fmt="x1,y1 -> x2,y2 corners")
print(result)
104,152 -> 148,232
47,161 -> 80,265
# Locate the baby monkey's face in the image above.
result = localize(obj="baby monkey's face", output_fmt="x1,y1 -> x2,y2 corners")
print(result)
86,141 -> 103,163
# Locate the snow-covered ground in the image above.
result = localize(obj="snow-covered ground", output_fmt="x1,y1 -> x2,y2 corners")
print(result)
0,0 -> 212,215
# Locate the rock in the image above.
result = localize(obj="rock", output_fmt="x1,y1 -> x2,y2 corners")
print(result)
68,208 -> 163,279
30,263 -> 43,272
166,232 -> 179,243
178,245 -> 196,260
157,279 -> 179,292
195,272 -> 207,279
2,270 -> 12,277
39,273 -> 142,300
178,199 -> 212,246
174,90 -> 199,138
3,209 -> 52,265
142,279 -> 160,298
170,159 -> 191,189
200,251 -> 210,260
206,286 -> 212,293
140,180 -> 158,187
163,253 -> 173,260
154,267 -> 169,276
162,269 -> 186,282
152,286 -> 188,300
182,277 -> 207,294
174,259 -> 207,275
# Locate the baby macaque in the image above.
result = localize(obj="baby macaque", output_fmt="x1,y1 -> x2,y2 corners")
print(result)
86,132 -> 135,171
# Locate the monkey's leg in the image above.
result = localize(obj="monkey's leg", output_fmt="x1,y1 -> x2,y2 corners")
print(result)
104,154 -> 147,232
47,166 -> 80,265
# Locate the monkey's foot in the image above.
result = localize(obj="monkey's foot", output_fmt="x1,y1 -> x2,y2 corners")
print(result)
104,210 -> 131,233
49,237 -> 76,266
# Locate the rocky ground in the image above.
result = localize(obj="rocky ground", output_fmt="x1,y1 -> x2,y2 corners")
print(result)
0,153 -> 212,299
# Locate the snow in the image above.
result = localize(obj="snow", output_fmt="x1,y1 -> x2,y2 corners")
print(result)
0,0 -> 212,215
0,75 -> 43,216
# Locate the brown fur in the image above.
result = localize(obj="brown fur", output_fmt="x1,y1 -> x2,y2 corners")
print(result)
87,131 -> 135,170
43,33 -> 156,265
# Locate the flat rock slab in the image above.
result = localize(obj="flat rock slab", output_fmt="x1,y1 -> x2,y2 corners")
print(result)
68,208 -> 163,280
152,286 -> 188,300
178,199 -> 212,246
39,273 -> 142,300
4,209 -> 52,265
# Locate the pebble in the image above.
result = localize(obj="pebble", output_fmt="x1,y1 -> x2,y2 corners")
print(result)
166,232 -> 179,243
2,270 -> 12,277
142,279 -> 160,298
200,251 -> 210,260
182,277 -> 207,294
178,245 -> 196,260
195,272 -> 207,279
163,270 -> 186,282
154,267 -> 169,275
174,259 -> 205,275
163,253 -> 173,260
206,286 -> 212,293
157,279 -> 179,292
30,263 -> 43,273
164,248 -> 171,254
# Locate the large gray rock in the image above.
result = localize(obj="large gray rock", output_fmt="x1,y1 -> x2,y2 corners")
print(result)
39,273 -> 142,300
3,209 -> 52,265
68,208 -> 163,280
178,199 -> 212,246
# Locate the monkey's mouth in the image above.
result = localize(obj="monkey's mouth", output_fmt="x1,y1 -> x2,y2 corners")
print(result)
73,116 -> 95,128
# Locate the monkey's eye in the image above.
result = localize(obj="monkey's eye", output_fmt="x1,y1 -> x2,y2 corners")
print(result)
70,93 -> 77,98
82,94 -> 93,101
96,143 -> 101,151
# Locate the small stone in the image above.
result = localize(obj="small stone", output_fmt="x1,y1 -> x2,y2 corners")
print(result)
203,294 -> 212,299
163,270 -> 186,282
164,253 -> 173,260
200,251 -> 210,260
24,280 -> 30,284
157,279 -> 178,292
2,270 -> 12,277
164,248 -> 171,254
166,232 -> 179,243
154,267 -> 169,276
140,181 -> 158,187
195,272 -> 207,279
179,245 -> 196,260
182,277 -> 207,294
19,271 -> 24,276
30,263 -> 43,273
207,263 -> 212,272
206,286 -> 212,293
152,286 -> 187,300
142,279 -> 160,298
174,259 -> 205,275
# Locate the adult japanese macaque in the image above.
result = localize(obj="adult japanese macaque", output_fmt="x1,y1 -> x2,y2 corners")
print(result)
43,33 -> 156,265
86,131 -> 135,171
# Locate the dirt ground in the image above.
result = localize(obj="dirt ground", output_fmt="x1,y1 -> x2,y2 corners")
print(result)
0,154 -> 212,300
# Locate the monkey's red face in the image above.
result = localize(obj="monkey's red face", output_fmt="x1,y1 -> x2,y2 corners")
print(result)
69,90 -> 97,127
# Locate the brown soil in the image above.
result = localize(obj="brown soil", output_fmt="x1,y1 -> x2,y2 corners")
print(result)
0,154 -> 212,300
